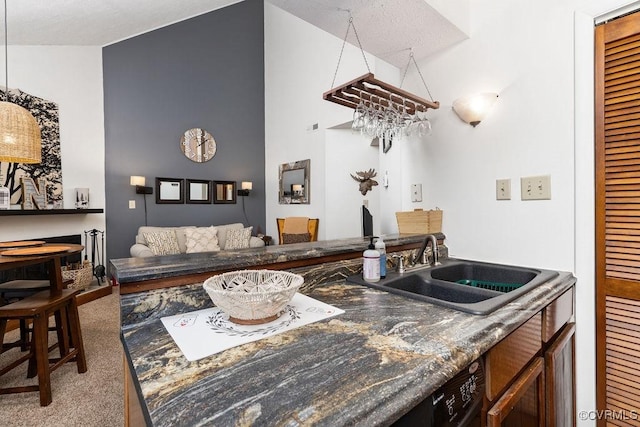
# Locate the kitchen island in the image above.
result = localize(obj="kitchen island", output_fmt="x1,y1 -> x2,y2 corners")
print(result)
115,236 -> 575,426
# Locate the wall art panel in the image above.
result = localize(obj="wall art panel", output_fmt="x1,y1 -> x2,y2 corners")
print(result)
0,88 -> 62,208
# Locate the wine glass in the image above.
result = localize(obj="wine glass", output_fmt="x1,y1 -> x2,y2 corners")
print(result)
352,101 -> 367,131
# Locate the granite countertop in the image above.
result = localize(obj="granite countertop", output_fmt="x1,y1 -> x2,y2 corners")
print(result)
110,234 -> 432,284
121,264 -> 575,426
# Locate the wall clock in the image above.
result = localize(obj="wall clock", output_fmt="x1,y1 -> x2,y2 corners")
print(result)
180,128 -> 217,163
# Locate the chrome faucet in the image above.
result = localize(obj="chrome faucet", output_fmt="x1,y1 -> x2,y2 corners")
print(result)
391,254 -> 406,274
411,234 -> 440,267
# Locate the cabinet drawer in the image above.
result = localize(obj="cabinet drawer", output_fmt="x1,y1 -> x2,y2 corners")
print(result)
485,312 -> 542,401
542,288 -> 573,343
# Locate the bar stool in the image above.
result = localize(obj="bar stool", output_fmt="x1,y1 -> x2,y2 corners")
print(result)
0,280 -> 51,351
0,280 -> 51,304
0,289 -> 87,406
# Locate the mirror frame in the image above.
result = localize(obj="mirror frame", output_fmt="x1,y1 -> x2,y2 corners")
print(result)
186,179 -> 212,204
279,159 -> 310,204
156,178 -> 184,204
213,181 -> 237,204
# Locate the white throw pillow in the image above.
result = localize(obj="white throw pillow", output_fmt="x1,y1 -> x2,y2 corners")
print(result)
185,227 -> 220,253
224,226 -> 253,250
142,230 -> 181,255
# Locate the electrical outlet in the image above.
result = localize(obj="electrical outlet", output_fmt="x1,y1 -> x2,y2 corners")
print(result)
521,175 -> 551,200
496,179 -> 511,200
411,184 -> 422,202
129,200 -> 136,209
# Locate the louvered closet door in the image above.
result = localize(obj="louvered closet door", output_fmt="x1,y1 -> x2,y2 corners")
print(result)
596,12 -> 640,425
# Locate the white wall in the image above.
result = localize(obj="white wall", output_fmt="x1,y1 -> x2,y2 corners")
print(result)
397,0 -> 637,423
264,3 -> 401,241
325,130 -> 380,239
0,46 -> 105,247
401,1 -> 576,270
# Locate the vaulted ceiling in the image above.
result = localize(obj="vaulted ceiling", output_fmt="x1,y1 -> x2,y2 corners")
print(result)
4,0 -> 467,67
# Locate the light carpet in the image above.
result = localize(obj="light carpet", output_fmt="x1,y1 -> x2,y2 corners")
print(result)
0,289 -> 124,427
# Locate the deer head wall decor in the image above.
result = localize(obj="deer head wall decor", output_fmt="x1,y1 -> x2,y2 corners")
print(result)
351,169 -> 378,195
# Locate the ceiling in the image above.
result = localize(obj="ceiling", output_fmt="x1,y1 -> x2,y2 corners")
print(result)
268,0 -> 467,67
3,0 -> 467,68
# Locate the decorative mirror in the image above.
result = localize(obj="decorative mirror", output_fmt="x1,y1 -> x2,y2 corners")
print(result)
279,159 -> 310,204
155,178 -> 184,204
186,179 -> 212,204
213,181 -> 236,204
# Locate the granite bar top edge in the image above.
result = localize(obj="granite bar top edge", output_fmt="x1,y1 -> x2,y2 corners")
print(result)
110,234 -> 433,284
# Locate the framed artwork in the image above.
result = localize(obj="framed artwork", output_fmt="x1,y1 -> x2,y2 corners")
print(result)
156,178 -> 184,204
186,179 -> 212,204
213,181 -> 236,204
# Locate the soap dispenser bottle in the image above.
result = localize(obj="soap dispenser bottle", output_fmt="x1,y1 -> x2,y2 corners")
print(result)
363,237 -> 380,283
375,236 -> 386,278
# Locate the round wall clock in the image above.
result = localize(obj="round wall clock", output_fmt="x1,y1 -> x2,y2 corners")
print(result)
180,128 -> 217,163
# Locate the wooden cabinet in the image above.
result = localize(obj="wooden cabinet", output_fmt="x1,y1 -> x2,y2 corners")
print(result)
487,357 -> 545,427
484,287 -> 574,426
544,323 -> 575,427
485,313 -> 542,401
124,358 -> 147,427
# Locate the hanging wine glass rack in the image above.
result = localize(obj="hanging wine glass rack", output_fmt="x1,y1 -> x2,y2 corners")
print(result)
322,73 -> 439,116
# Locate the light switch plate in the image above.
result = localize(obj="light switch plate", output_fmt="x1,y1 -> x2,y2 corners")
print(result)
411,184 -> 422,202
129,200 -> 136,209
496,179 -> 511,200
521,175 -> 551,200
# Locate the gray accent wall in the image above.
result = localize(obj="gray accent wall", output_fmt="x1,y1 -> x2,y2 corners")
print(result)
103,0 -> 265,262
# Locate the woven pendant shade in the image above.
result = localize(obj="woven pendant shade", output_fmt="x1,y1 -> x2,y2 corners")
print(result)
0,100 -> 42,163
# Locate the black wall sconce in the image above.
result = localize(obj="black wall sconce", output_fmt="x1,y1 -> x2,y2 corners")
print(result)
237,181 -> 252,197
237,181 -> 252,227
131,175 -> 152,194
131,176 -> 152,225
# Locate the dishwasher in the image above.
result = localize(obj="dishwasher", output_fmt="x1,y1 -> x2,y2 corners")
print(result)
393,358 -> 485,427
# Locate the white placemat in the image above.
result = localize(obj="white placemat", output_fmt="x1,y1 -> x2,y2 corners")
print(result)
161,293 -> 344,361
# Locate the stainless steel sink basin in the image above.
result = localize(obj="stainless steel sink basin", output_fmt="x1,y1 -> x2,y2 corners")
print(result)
346,258 -> 558,315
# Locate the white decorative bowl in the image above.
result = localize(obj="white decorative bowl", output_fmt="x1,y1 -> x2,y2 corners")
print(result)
203,270 -> 304,324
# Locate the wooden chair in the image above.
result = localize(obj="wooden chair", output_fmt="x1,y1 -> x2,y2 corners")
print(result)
0,279 -> 71,351
0,289 -> 87,406
276,217 -> 319,245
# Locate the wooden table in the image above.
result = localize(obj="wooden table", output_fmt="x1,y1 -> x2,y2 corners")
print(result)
0,244 -> 84,293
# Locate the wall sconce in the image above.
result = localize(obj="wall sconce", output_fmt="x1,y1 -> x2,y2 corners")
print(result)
452,93 -> 498,127
237,181 -> 252,197
237,181 -> 253,227
131,175 -> 152,194
130,176 -> 152,225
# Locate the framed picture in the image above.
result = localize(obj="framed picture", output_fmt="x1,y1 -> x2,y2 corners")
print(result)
156,178 -> 184,204
186,179 -> 212,204
213,181 -> 236,204
75,188 -> 90,209
279,159 -> 310,204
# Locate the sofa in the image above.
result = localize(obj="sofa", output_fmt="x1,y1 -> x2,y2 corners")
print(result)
130,223 -> 264,258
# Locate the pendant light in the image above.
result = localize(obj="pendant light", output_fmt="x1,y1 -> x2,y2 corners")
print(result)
0,0 -> 41,163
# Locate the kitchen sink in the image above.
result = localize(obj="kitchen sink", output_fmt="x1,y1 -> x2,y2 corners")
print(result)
429,261 -> 539,292
346,258 -> 558,315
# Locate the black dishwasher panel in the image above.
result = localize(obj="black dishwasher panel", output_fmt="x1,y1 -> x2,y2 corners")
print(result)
393,358 -> 485,427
